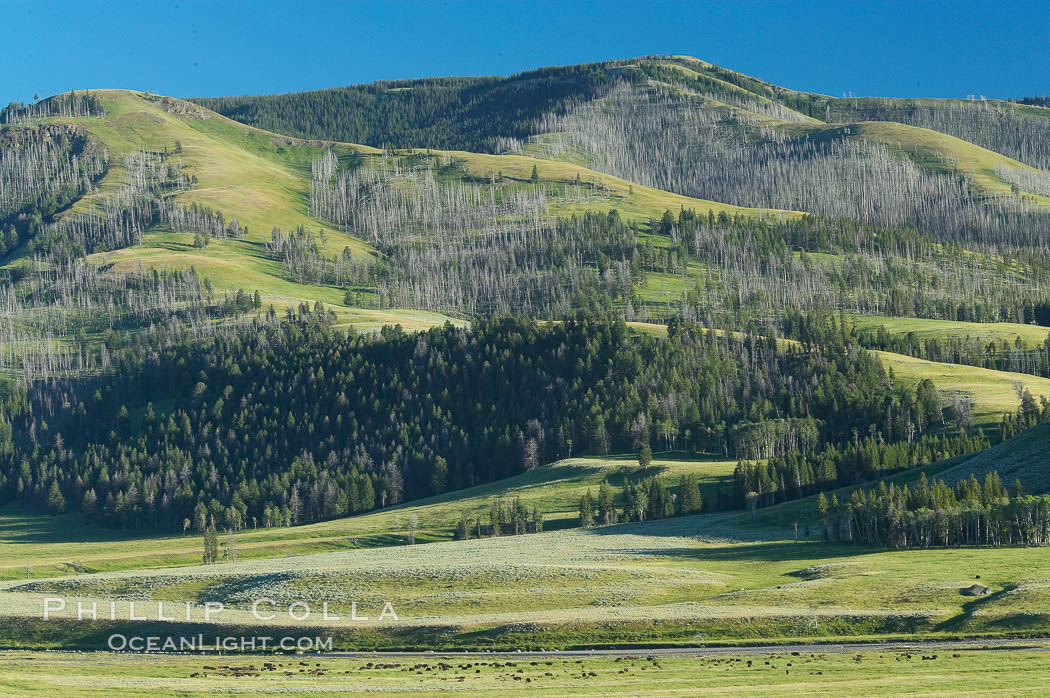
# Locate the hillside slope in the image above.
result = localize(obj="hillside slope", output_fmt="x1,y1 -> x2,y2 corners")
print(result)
192,55 -> 1050,208
875,350 -> 1050,427
938,422 -> 1050,492
6,89 -> 789,329
0,453 -> 735,579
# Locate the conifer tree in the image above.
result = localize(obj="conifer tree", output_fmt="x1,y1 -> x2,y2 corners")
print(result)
579,489 -> 594,528
678,473 -> 702,514
455,513 -> 470,540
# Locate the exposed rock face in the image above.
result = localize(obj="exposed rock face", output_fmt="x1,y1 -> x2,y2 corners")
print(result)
160,97 -> 210,121
961,584 -> 990,597
0,122 -> 84,146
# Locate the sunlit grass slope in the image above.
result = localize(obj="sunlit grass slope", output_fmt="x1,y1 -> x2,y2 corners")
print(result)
876,350 -> 1050,426
850,315 -> 1050,348
0,453 -> 735,579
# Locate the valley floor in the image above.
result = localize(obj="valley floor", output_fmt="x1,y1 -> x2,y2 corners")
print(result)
2,645 -> 1049,696
3,510 -> 1050,651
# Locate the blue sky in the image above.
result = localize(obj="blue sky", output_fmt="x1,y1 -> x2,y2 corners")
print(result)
2,0 -> 1047,105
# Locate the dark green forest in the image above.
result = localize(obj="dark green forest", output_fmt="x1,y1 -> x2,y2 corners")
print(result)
0,308 -> 964,531
190,62 -> 629,152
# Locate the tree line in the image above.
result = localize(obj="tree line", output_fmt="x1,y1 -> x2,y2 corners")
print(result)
814,471 -> 1050,548
856,325 -> 1050,379
734,431 -> 990,512
1,92 -> 105,125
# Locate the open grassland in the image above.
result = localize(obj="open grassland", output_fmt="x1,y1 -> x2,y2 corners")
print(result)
0,454 -> 736,580
3,647 -> 1050,696
875,350 -> 1050,426
5,425 -> 1050,651
850,315 -> 1050,348
4,512 -> 1050,649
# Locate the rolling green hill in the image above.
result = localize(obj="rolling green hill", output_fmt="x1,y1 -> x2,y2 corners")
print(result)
192,55 -> 1050,206
846,121 -> 1050,204
875,350 -> 1050,427
10,88 -> 790,330
850,315 -> 1050,348
0,453 -> 736,580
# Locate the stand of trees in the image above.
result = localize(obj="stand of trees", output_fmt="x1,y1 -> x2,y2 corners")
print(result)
310,154 -> 638,316
1,92 -> 105,125
1,311 -> 940,531
857,325 -> 1050,378
191,62 -> 629,152
1013,96 -> 1050,108
734,431 -> 990,511
641,206 -> 1050,328
815,471 -> 1050,548
0,124 -> 109,252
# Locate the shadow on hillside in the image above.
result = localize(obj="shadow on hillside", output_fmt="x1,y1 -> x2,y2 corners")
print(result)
0,506 -> 161,545
933,584 -> 1020,633
609,539 -> 883,565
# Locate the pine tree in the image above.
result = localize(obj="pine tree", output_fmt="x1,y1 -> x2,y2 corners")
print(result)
489,499 -> 502,537
514,496 -> 528,534
638,443 -> 652,469
579,489 -> 594,528
678,473 -> 702,514
82,488 -> 98,516
530,164 -> 539,184
454,513 -> 470,540
531,505 -> 544,533
46,481 -> 66,515
816,491 -> 829,540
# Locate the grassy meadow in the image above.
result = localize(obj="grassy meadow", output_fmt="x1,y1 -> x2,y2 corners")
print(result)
4,424 -> 1050,652
4,511 -> 1050,650
875,350 -> 1050,426
3,647 -> 1050,696
850,315 -> 1050,348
